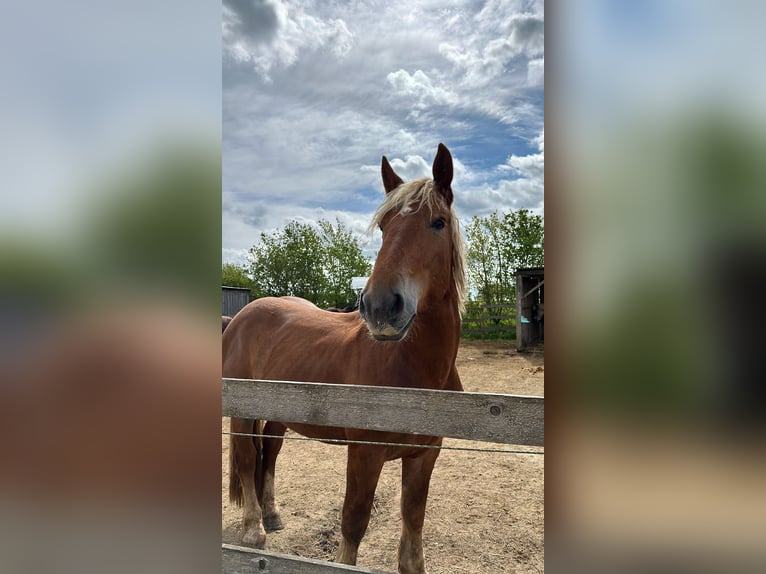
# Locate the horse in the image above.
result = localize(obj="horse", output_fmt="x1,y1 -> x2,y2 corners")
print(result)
222,143 -> 466,574
222,315 -> 233,333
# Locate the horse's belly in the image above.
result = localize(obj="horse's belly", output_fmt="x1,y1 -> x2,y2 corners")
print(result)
284,422 -> 442,458
285,422 -> 348,442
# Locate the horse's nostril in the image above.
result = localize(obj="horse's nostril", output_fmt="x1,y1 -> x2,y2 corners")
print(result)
391,293 -> 404,316
360,289 -> 406,326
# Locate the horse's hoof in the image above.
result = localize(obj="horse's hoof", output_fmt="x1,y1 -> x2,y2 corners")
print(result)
263,513 -> 284,532
241,528 -> 267,548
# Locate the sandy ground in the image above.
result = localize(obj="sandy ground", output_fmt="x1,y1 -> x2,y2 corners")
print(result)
222,340 -> 544,573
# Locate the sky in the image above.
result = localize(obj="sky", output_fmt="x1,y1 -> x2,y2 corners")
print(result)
222,0 -> 544,265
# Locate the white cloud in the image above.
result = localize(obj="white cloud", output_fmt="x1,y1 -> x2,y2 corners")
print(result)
440,11 -> 544,89
360,151 -> 472,188
527,57 -> 544,87
506,12 -> 545,58
223,0 -> 280,45
386,69 -> 458,108
506,151 -> 544,181
222,247 -> 250,268
223,0 -> 354,79
457,170 -> 543,219
455,126 -> 545,219
497,127 -> 545,197
386,154 -> 431,181
496,176 -> 544,211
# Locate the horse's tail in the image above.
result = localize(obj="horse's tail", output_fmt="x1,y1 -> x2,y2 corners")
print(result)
228,429 -> 243,506
224,311 -> 263,507
228,419 -> 262,507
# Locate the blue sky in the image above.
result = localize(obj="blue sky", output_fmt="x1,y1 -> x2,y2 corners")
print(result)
223,0 -> 544,265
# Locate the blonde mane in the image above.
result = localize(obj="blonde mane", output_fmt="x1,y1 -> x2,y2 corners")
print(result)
369,178 -> 467,315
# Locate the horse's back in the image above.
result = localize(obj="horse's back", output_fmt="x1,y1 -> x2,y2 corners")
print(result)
222,296 -> 364,383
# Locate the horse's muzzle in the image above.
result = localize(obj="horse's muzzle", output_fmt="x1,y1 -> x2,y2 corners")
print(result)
359,288 -> 416,341
366,313 -> 416,341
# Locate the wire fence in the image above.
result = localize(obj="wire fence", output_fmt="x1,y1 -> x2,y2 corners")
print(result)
223,430 -> 544,456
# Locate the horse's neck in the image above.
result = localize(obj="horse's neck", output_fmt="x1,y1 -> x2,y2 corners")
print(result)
400,292 -> 461,381
418,293 -> 461,340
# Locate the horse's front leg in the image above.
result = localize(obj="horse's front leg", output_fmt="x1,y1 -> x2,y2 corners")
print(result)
258,421 -> 287,531
336,444 -> 387,565
398,444 -> 441,574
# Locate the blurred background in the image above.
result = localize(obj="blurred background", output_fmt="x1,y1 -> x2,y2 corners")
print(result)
0,2 -> 221,573
548,0 -> 766,571
2,0 -> 766,572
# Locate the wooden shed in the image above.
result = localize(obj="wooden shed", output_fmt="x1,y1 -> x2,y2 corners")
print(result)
222,286 -> 251,317
515,267 -> 544,352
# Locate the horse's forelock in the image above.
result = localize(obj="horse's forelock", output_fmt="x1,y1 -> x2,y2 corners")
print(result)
369,178 -> 467,315
369,178 -> 431,230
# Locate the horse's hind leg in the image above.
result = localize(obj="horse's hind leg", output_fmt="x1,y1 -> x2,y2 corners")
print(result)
230,417 -> 267,548
336,444 -> 387,566
258,420 -> 286,532
398,445 -> 441,574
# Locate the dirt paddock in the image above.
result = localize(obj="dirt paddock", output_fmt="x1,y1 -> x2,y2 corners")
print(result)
222,339 -> 544,573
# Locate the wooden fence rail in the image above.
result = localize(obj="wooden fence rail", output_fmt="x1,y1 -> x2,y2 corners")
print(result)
222,378 -> 543,573
222,545 -> 390,574
222,378 -> 543,446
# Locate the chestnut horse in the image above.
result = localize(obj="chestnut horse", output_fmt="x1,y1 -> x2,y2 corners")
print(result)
223,144 -> 466,574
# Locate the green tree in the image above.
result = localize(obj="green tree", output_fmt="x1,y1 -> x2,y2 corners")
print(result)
466,211 -> 505,306
502,209 -> 545,270
318,219 -> 372,308
247,219 -> 371,308
465,209 -> 544,305
222,263 -> 254,296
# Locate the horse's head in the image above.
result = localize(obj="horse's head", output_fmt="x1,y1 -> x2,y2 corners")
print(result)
360,143 -> 465,341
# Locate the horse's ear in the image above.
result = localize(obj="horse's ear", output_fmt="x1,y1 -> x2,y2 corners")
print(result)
432,143 -> 454,205
381,156 -> 404,194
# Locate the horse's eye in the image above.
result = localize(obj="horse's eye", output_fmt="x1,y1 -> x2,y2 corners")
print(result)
431,218 -> 446,231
